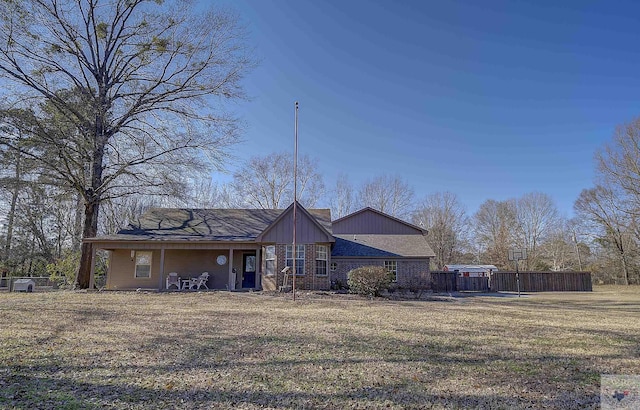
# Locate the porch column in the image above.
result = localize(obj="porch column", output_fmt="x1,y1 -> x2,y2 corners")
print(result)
88,245 -> 97,289
158,248 -> 165,290
255,245 -> 261,289
228,248 -> 235,290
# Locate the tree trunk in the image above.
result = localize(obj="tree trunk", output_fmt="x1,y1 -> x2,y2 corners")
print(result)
621,252 -> 630,286
76,198 -> 99,288
4,150 -> 20,265
76,101 -> 108,289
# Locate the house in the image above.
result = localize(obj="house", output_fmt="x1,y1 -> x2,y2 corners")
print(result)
443,264 -> 498,277
85,203 -> 435,291
330,208 -> 435,287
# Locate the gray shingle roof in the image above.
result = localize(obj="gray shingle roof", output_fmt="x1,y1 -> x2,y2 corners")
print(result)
95,208 -> 332,242
332,234 -> 436,258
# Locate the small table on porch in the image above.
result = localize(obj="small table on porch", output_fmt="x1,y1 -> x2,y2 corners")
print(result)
181,278 -> 194,290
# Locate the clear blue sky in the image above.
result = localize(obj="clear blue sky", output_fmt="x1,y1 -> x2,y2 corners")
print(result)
211,0 -> 640,218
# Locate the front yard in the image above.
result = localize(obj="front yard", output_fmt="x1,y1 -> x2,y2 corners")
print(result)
1,287 -> 639,409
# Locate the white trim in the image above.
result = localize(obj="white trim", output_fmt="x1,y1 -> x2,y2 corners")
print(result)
384,260 -> 398,282
315,244 -> 328,276
134,251 -> 153,279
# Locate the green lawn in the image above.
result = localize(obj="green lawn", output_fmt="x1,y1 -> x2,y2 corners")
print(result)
1,286 -> 639,409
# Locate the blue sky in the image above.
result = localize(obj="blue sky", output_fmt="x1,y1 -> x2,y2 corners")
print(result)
211,0 -> 640,217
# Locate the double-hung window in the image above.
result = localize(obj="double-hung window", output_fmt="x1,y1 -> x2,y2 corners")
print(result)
265,245 -> 276,276
134,251 -> 152,278
384,260 -> 397,282
286,244 -> 305,275
315,245 -> 328,276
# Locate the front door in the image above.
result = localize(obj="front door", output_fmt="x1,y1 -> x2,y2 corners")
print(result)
242,253 -> 256,288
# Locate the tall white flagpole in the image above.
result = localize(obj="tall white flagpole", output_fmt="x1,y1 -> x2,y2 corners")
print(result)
292,101 -> 298,301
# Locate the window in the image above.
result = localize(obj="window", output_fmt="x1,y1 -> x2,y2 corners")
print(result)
384,260 -> 397,282
330,262 -> 338,272
134,251 -> 152,278
286,244 -> 305,275
315,245 -> 327,276
265,246 -> 276,276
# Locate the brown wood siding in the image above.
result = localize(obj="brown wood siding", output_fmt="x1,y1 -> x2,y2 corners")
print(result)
332,209 -> 422,235
261,207 -> 330,244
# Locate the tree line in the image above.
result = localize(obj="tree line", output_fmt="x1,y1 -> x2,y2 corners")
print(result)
2,141 -> 639,285
0,1 -> 637,287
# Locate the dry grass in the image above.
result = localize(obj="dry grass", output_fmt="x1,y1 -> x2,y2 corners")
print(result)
1,286 -> 639,409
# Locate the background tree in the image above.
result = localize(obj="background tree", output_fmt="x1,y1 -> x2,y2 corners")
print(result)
514,192 -> 560,269
0,0 -> 253,287
574,185 -> 636,285
473,199 -> 517,269
412,192 -> 468,270
330,173 -> 355,219
231,151 -> 325,209
596,117 -> 640,215
356,174 -> 415,219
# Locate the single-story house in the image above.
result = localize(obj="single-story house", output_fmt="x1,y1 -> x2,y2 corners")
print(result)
443,264 -> 498,277
85,203 -> 435,291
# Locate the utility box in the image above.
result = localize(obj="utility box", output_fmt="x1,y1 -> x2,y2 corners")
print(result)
13,279 -> 35,293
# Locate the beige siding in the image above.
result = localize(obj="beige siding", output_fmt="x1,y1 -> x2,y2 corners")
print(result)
332,209 -> 422,235
164,250 -> 227,290
107,249 -> 162,290
107,248 -> 260,290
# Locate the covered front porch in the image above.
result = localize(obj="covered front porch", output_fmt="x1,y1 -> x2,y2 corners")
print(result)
87,240 -> 262,291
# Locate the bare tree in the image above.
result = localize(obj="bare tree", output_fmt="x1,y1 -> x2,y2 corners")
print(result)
0,0 -> 253,287
574,186 -> 635,285
514,192 -> 560,269
412,192 -> 468,270
231,151 -> 325,209
597,117 -> 640,215
330,173 -> 355,219
356,174 -> 415,218
473,199 -> 517,269
184,178 -> 239,209
538,218 -> 591,272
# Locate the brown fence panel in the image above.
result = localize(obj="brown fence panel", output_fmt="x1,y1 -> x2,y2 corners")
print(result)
457,276 -> 489,291
430,271 -> 457,292
492,271 -> 592,292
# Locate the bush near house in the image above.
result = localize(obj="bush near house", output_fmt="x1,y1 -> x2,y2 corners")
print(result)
347,266 -> 392,297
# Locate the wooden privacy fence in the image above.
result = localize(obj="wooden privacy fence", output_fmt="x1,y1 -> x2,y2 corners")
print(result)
430,271 -> 457,292
492,271 -> 592,292
430,271 -> 592,292
431,271 -> 490,292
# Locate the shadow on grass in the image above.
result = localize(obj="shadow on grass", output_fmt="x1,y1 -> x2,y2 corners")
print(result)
0,292 -> 628,409
0,368 -> 600,409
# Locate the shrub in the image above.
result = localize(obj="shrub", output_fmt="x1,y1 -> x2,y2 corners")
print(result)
330,279 -> 349,291
347,266 -> 392,297
46,250 -> 108,289
47,251 -> 81,288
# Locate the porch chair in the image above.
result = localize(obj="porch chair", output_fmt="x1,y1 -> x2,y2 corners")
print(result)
166,272 -> 181,290
190,272 -> 210,290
